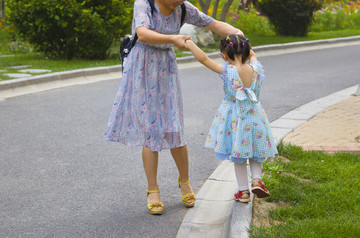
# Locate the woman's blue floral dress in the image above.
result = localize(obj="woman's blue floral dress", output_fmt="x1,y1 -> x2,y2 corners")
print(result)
104,0 -> 213,151
205,61 -> 278,163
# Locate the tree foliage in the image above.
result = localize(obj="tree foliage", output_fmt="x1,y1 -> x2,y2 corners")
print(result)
7,0 -> 133,59
258,0 -> 322,36
197,0 -> 235,22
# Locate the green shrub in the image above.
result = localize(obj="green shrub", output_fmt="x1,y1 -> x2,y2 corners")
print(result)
258,0 -> 322,36
227,8 -> 274,35
7,0 -> 133,59
310,1 -> 360,32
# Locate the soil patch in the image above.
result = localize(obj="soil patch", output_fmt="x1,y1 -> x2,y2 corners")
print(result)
252,198 -> 288,227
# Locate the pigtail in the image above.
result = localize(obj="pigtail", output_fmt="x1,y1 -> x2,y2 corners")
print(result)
241,40 -> 250,63
227,43 -> 235,61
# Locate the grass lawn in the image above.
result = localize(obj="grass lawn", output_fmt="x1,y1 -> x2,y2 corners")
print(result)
0,54 -> 119,80
246,28 -> 360,47
1,28 -> 360,81
251,143 -> 360,238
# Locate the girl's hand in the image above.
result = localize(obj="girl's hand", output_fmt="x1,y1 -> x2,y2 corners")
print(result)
172,35 -> 191,50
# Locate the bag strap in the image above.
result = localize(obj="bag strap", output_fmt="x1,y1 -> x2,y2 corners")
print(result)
132,1 -> 186,46
180,3 -> 186,26
148,0 -> 156,15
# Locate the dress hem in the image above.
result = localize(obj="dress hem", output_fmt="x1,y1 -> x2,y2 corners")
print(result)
215,152 -> 275,163
105,136 -> 187,152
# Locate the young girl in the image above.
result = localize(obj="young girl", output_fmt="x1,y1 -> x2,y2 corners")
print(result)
185,35 -> 278,202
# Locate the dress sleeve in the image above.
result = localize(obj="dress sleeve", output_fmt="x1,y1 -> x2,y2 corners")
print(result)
183,1 -> 214,27
249,60 -> 265,99
134,0 -> 152,30
249,60 -> 265,84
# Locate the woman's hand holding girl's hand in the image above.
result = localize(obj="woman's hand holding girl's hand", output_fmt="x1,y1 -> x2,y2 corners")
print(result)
172,35 -> 191,50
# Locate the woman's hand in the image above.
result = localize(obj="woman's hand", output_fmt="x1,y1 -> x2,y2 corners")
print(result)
205,20 -> 244,37
235,29 -> 245,37
172,35 -> 191,50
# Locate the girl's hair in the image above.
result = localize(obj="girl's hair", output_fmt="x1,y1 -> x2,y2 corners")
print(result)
219,34 -> 251,64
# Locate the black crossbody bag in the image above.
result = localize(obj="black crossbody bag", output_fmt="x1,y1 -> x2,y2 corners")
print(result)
120,0 -> 186,71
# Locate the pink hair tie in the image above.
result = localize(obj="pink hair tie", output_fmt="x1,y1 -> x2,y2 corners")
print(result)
229,42 -> 234,47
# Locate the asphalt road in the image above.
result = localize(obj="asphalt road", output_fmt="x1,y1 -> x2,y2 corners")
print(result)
1,44 -> 359,237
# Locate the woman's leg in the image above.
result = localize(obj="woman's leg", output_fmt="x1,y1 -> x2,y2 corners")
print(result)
170,145 -> 195,202
142,147 -> 162,210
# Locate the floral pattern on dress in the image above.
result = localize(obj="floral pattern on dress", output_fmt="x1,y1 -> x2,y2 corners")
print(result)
104,0 -> 213,151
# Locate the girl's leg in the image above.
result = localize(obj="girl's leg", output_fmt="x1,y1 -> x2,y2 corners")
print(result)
142,147 -> 162,210
234,161 -> 250,201
249,159 -> 262,181
249,159 -> 270,197
170,145 -> 195,203
234,161 -> 250,191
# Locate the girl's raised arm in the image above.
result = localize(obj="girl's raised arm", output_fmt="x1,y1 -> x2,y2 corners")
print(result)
185,39 -> 222,74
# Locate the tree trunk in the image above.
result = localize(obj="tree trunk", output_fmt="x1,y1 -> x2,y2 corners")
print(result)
1,0 -> 5,23
197,0 -> 211,15
212,0 -> 220,19
220,0 -> 234,22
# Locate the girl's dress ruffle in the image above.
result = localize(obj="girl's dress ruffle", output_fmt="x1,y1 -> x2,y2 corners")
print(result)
215,152 -> 268,163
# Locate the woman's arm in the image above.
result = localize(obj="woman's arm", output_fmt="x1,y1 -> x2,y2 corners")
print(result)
205,20 -> 244,36
185,39 -> 222,74
136,26 -> 190,50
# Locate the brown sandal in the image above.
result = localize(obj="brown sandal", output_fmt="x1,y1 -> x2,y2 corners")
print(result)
234,190 -> 250,203
251,179 -> 270,198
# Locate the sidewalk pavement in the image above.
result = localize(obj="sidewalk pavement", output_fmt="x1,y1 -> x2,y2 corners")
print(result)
1,36 -> 360,238
282,94 -> 360,153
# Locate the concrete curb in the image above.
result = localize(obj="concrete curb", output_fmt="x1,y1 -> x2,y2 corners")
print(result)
1,35 -> 360,94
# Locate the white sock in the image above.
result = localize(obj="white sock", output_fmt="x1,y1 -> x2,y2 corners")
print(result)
249,159 -> 262,180
234,162 -> 249,191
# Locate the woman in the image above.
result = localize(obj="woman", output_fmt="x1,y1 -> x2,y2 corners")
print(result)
105,0 -> 243,215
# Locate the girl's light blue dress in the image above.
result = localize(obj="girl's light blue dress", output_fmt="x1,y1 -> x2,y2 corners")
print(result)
104,0 -> 213,151
205,61 -> 278,163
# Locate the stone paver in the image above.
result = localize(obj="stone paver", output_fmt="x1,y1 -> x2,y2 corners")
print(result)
19,69 -> 52,73
0,55 -> 14,57
4,73 -> 32,78
283,96 -> 360,152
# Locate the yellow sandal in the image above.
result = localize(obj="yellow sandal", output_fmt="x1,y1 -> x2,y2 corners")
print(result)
146,190 -> 164,215
178,179 -> 196,208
